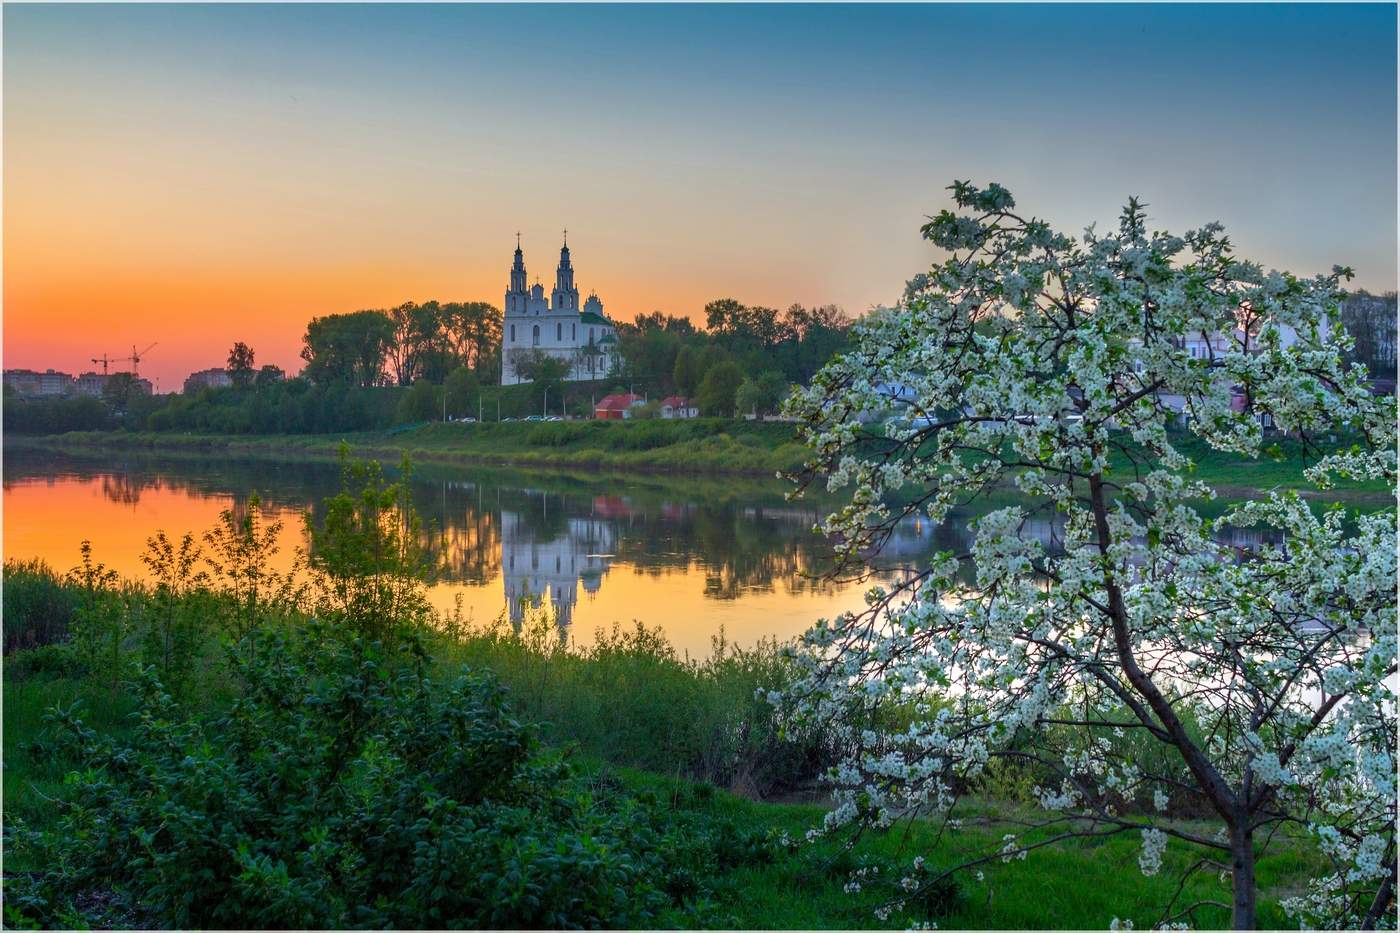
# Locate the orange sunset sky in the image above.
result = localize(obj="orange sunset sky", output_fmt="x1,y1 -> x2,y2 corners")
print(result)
5,4 -> 1396,390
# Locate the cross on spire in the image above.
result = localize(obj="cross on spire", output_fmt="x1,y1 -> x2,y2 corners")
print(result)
516,230 -> 521,248
563,227 -> 568,246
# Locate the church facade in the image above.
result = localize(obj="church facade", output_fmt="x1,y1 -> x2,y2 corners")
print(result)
500,236 -> 618,386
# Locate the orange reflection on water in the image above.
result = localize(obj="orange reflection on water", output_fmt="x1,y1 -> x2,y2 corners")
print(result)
3,474 -> 309,584
3,470 -> 872,658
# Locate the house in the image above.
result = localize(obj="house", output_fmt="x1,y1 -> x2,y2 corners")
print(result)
659,396 -> 698,419
184,368 -> 233,394
594,393 -> 645,420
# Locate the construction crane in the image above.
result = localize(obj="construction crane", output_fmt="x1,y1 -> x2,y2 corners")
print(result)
91,343 -> 157,376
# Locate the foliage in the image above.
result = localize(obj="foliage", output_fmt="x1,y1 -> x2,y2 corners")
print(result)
674,344 -> 704,396
439,610 -> 834,796
138,531 -> 210,693
140,378 -> 406,435
396,378 -> 440,424
226,342 -> 255,388
300,309 -> 396,387
64,542 -> 131,685
1,395 -> 114,434
780,180 -> 1398,929
697,360 -> 745,416
615,302 -> 852,403
254,364 -> 284,388
101,373 -> 143,414
1338,289 -> 1398,379
735,371 -> 790,417
202,493 -> 304,649
443,365 -> 481,418
304,452 -> 433,640
506,348 -> 571,407
385,300 -> 502,385
5,623 -> 779,929
2,559 -> 82,654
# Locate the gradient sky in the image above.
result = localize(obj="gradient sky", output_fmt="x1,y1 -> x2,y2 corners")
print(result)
5,3 -> 1396,390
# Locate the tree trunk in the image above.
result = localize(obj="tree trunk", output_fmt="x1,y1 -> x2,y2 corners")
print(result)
1231,822 -> 1257,929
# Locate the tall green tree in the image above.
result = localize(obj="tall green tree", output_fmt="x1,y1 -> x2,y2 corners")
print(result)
443,366 -> 480,419
696,361 -> 743,416
227,342 -> 256,388
301,310 -> 394,387
673,346 -> 703,396
397,379 -> 440,423
734,371 -> 788,416
102,373 -> 142,414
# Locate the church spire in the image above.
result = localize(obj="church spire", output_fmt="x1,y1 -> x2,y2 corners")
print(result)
506,234 -> 527,313
552,230 -> 579,313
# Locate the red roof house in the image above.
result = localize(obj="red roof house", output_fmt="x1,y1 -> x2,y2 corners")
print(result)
659,396 -> 698,419
594,393 -> 645,419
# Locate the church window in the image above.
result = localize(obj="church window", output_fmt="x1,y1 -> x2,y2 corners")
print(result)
557,322 -> 562,341
510,324 -> 516,343
590,327 -> 595,342
572,324 -> 576,341
532,325 -> 540,347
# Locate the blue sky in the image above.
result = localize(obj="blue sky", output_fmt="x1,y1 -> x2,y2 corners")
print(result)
5,3 -> 1396,383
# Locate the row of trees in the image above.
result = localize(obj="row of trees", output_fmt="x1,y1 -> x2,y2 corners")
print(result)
300,301 -> 502,388
1338,290 -> 1398,379
614,301 -> 854,414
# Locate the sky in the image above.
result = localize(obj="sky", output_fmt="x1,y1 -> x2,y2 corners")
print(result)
4,3 -> 1396,391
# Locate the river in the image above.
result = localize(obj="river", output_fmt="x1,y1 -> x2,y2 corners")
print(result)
3,449 -> 955,657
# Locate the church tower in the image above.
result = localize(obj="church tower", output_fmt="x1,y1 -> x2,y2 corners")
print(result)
505,235 -> 528,314
551,233 -> 580,313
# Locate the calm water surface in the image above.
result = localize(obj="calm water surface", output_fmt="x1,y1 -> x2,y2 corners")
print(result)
3,450 -> 955,656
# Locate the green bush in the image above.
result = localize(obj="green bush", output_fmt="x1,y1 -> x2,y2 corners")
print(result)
525,422 -> 591,447
439,614 -> 836,796
4,624 -> 779,929
2,559 -> 82,654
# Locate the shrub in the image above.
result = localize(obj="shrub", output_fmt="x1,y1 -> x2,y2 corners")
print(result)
440,612 -> 837,796
4,624 -> 777,929
2,559 -> 81,653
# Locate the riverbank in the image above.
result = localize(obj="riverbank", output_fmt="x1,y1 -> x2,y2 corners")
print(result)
8,422 -> 1394,503
7,419 -> 810,476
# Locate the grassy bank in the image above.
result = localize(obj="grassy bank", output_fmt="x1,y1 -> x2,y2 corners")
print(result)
9,420 -> 1393,500
7,418 -> 810,476
3,562 -> 1321,929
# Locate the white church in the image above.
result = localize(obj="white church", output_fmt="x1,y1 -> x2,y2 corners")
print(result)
500,234 -> 618,386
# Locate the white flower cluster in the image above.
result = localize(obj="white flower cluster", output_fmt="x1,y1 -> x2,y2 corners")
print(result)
1138,828 -> 1167,877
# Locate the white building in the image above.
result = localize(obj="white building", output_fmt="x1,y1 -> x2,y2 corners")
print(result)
500,235 -> 618,385
3,369 -> 72,397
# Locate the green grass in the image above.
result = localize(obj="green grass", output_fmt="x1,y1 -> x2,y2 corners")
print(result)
578,764 -> 1316,929
2,568 -> 1328,929
10,419 -> 1393,500
8,418 -> 810,476
3,663 -> 1320,930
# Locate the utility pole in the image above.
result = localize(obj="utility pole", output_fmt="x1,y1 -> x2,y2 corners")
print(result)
543,386 -> 549,418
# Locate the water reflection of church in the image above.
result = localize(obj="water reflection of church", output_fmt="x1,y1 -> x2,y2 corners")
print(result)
502,509 -> 615,633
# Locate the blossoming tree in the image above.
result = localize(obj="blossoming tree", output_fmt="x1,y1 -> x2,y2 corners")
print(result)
781,182 -> 1396,929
